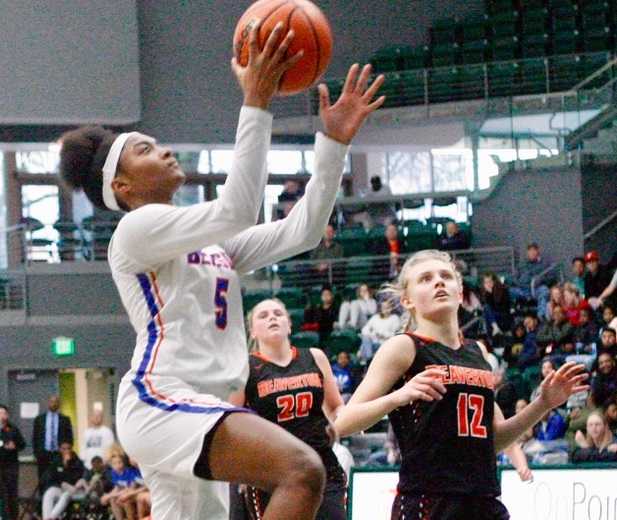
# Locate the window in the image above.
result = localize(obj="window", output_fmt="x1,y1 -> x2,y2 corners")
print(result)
268,150 -> 303,174
211,150 -> 234,174
16,150 -> 59,174
386,151 -> 432,194
173,185 -> 204,207
21,185 -> 60,243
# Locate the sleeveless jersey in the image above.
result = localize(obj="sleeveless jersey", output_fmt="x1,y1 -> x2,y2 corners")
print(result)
245,347 -> 345,482
389,333 -> 500,497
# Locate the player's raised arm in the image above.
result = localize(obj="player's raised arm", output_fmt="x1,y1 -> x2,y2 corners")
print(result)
335,334 -> 446,437
493,362 -> 588,452
222,63 -> 385,274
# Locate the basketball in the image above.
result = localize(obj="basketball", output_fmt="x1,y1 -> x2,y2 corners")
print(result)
233,0 -> 333,96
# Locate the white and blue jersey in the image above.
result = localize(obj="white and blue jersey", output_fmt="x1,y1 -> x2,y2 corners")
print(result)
110,106 -> 348,520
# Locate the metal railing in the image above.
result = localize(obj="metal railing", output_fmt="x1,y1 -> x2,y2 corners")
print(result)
531,262 -> 565,297
241,246 -> 516,292
0,270 -> 26,311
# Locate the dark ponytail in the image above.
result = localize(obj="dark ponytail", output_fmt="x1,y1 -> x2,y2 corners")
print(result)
59,126 -> 117,210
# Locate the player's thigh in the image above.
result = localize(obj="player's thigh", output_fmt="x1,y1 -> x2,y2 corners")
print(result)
206,412 -> 325,492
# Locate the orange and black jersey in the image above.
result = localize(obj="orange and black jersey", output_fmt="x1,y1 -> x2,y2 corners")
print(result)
245,347 -> 345,484
389,333 -> 500,497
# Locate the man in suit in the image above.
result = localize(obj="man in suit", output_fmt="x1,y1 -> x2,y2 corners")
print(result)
32,395 -> 73,486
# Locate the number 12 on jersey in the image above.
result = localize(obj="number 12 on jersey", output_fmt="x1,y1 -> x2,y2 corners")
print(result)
456,393 -> 487,438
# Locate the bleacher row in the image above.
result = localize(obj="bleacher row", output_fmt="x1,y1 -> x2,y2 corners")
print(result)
315,0 -> 617,109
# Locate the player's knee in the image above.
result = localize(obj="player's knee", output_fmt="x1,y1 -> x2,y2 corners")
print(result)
288,447 -> 326,497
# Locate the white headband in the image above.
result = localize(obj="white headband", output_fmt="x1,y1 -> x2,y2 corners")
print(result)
102,132 -> 138,212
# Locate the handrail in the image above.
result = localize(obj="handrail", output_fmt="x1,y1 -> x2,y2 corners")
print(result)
531,262 -> 564,297
569,56 -> 617,93
583,208 -> 617,241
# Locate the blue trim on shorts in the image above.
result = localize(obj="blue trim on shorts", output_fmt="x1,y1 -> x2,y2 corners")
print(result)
131,272 -> 250,415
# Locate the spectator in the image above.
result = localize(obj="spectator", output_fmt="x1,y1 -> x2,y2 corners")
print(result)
438,221 -> 469,251
101,454 -> 144,520
494,367 -> 517,419
572,411 -> 617,462
591,352 -> 617,408
545,284 -> 564,322
598,328 -> 616,358
304,286 -> 338,343
80,409 -> 116,469
605,396 -> 617,435
573,308 -> 599,349
364,176 -> 396,226
530,358 -> 556,402
337,283 -> 377,331
518,313 -> 542,370
565,402 -> 591,447
602,305 -> 616,333
81,455 -> 114,514
370,224 -> 402,279
358,300 -> 401,362
503,322 -> 527,366
276,180 -> 304,219
570,256 -> 586,297
331,351 -> 355,402
309,224 -> 344,285
533,408 -> 567,441
0,404 -> 26,520
510,243 -> 550,319
480,272 -> 512,336
597,269 -> 617,310
41,441 -> 86,520
562,282 -> 590,327
585,251 -> 613,307
537,305 -> 574,356
33,395 -> 74,483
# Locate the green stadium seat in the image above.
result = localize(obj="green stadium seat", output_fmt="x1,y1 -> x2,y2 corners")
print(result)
520,8 -> 548,35
243,289 -> 272,311
550,30 -> 580,55
370,46 -> 400,72
399,70 -> 426,105
431,18 -> 458,45
53,220 -> 81,261
489,37 -> 519,61
275,287 -> 305,308
582,52 -> 611,78
549,54 -> 584,92
457,65 -> 486,99
461,39 -> 489,64
399,46 -> 429,70
581,27 -> 611,52
431,43 -> 460,67
486,0 -> 514,15
291,331 -> 320,349
345,258 -> 372,285
519,58 -> 548,94
461,15 -> 488,41
428,66 -> 460,103
326,329 -> 361,357
287,307 -> 305,333
488,61 -> 520,97
519,34 -> 549,58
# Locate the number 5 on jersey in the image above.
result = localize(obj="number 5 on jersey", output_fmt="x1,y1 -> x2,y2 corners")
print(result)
214,277 -> 229,330
457,393 -> 487,438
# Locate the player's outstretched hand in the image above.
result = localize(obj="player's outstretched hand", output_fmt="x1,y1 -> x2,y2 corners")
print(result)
232,19 -> 304,109
392,368 -> 447,407
318,63 -> 386,145
538,362 -> 589,410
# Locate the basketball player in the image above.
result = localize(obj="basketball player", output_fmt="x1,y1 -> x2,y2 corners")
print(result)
58,19 -> 385,520
230,298 -> 347,520
335,250 -> 588,520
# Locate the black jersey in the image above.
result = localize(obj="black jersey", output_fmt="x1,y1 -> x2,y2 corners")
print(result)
245,347 -> 344,482
389,333 -> 500,497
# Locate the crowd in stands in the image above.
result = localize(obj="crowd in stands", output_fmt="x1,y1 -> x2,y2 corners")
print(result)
0,396 -> 151,520
290,231 -> 617,469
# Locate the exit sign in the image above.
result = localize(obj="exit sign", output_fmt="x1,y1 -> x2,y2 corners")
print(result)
51,336 -> 76,357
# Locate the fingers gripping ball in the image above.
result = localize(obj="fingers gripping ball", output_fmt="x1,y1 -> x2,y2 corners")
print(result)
234,0 -> 333,95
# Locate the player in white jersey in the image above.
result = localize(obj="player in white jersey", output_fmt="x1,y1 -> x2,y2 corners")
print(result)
58,21 -> 385,520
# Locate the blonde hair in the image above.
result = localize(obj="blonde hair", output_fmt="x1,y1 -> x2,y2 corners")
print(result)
245,297 -> 290,352
585,410 -> 615,450
380,249 -> 462,331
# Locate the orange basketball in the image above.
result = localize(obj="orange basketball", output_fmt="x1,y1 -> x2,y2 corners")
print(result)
233,0 -> 333,96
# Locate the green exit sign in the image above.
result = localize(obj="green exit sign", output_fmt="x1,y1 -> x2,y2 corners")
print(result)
51,337 -> 76,357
